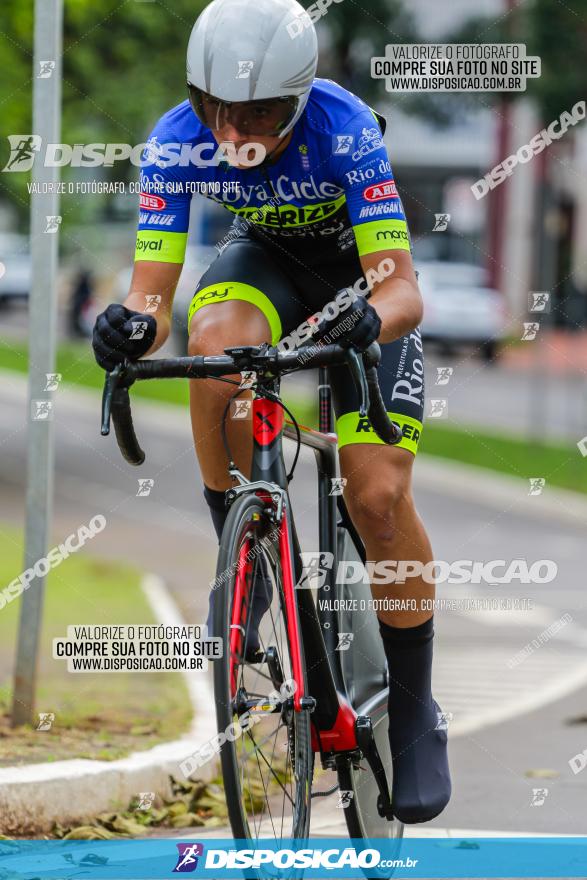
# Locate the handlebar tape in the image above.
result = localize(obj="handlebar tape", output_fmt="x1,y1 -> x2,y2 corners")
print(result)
365,366 -> 403,446
111,387 -> 145,466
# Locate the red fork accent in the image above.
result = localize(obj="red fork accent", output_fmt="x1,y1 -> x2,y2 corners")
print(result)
229,538 -> 252,695
278,504 -> 304,711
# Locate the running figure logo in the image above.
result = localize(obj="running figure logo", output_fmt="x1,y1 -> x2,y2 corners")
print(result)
173,843 -> 204,873
336,790 -> 354,809
38,60 -> 56,79
296,551 -> 334,589
529,291 -> 550,313
336,632 -> 354,652
435,367 -> 453,386
432,213 -> 451,232
333,134 -> 354,154
528,478 -> 545,496
130,321 -> 149,340
144,294 -> 161,313
521,322 -> 540,341
45,215 -> 62,233
428,399 -> 447,419
44,373 -> 62,391
231,400 -> 252,420
36,712 -> 55,731
31,400 -> 53,421
236,60 -> 254,78
3,135 -> 42,172
329,477 -> 347,496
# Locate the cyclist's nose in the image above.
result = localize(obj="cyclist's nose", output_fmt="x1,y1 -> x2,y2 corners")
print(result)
216,122 -> 246,146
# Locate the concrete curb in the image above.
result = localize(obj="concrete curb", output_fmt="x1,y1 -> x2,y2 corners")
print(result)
0,574 -> 217,835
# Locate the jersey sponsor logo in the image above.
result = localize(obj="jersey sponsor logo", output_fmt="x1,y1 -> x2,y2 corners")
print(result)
222,174 -> 343,207
139,212 -> 175,226
375,228 -> 409,242
391,331 -> 424,408
344,157 -> 392,187
194,286 -> 233,303
363,179 -> 398,201
353,416 -> 421,445
136,237 -> 163,253
358,201 -> 402,219
140,192 -> 166,210
351,127 -> 384,161
139,211 -> 176,226
227,196 -> 346,228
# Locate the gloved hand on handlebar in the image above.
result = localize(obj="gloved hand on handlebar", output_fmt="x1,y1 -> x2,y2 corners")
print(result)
92,304 -> 157,371
314,294 -> 381,352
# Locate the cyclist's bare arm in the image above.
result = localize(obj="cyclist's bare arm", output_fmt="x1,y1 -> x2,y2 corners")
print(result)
124,260 -> 183,356
362,248 -> 423,344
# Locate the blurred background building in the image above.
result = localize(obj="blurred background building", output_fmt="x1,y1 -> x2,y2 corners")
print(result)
0,0 -> 585,346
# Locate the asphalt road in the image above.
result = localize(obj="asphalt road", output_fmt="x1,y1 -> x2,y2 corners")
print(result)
1,371 -> 586,835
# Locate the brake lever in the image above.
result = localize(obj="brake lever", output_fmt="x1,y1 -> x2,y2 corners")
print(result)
101,363 -> 123,436
101,361 -> 135,435
346,347 -> 370,417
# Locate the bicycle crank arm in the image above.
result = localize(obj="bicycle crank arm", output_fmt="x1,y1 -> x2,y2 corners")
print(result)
355,715 -> 395,820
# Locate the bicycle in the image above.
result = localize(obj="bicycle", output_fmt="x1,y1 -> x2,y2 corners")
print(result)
101,339 -> 405,866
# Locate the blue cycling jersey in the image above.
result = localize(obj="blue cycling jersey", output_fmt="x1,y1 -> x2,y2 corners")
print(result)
135,78 -> 410,265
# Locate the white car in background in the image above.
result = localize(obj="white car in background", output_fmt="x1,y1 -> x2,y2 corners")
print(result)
417,261 -> 508,361
0,234 -> 31,303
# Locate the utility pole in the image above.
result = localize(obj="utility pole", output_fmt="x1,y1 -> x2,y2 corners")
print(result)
12,0 -> 63,726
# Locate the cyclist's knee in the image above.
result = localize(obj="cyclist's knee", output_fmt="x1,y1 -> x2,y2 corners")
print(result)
345,472 -> 413,543
188,301 -> 271,356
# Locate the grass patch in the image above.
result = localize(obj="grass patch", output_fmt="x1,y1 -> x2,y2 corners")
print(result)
0,337 -> 189,407
0,525 -> 192,766
419,422 -> 586,493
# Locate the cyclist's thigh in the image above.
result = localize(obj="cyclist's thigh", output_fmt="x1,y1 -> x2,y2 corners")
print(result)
329,327 -> 425,459
187,234 -> 308,346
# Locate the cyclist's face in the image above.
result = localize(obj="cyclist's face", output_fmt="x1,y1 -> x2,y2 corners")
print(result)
210,124 -> 283,167
190,88 -> 295,167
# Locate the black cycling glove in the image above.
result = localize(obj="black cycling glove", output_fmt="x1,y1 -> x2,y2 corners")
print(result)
315,294 -> 381,352
92,303 -> 157,371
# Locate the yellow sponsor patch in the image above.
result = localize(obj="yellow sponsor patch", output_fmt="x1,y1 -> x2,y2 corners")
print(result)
336,411 -> 422,455
187,282 -> 282,344
135,230 -> 187,263
353,219 -> 411,256
224,195 -> 346,228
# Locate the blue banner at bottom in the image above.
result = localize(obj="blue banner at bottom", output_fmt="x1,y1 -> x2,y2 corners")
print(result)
0,837 -> 586,879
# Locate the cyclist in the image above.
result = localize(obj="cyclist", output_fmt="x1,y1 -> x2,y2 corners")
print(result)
92,0 -> 450,825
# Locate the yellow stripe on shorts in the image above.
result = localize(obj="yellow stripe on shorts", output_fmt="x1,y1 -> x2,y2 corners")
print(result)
336,411 -> 423,455
187,282 -> 282,345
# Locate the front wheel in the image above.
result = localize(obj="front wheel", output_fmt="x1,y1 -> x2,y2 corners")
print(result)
213,492 -> 313,844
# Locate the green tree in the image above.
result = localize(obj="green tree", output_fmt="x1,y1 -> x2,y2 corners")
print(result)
0,0 -> 208,226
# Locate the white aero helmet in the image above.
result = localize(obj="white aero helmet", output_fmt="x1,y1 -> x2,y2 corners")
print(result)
186,0 -> 318,138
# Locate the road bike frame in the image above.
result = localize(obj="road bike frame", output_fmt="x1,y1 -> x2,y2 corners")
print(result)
234,366 -> 390,784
